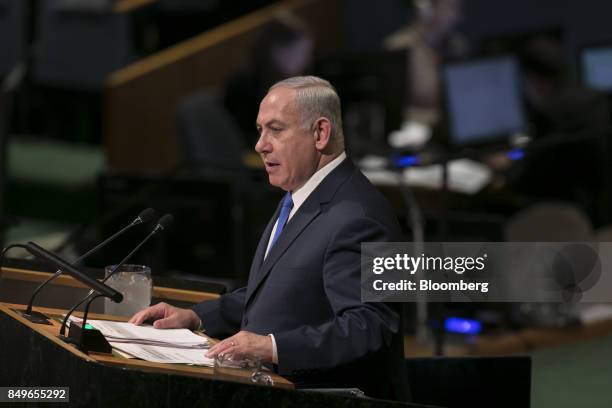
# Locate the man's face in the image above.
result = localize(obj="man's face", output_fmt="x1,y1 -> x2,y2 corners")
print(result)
255,87 -> 319,192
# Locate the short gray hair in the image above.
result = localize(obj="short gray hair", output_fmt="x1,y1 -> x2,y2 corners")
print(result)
270,76 -> 344,146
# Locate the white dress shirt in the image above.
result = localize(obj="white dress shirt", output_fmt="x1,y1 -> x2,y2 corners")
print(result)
264,151 -> 347,259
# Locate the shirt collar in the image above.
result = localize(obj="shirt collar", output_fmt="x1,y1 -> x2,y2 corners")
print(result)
289,151 -> 346,219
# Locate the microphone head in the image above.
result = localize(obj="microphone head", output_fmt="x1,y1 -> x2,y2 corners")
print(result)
157,214 -> 174,231
136,208 -> 156,224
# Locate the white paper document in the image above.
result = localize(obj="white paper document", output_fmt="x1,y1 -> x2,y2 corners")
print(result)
108,342 -> 215,366
80,319 -> 208,348
68,317 -> 213,365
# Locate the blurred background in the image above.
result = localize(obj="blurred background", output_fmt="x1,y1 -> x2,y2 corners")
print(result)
1,0 -> 612,406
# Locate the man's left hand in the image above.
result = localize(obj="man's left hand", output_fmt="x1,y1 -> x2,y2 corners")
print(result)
206,331 -> 273,363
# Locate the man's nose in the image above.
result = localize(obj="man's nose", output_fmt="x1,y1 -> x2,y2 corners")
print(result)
255,133 -> 270,154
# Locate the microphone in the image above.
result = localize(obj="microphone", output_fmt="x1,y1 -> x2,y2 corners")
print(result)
78,208 -> 155,264
104,213 -> 174,281
22,208 -> 155,321
133,208 -> 156,226
59,214 -> 174,336
24,242 -> 122,303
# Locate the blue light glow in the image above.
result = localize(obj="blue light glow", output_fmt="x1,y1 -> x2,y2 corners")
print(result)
444,317 -> 482,335
394,155 -> 419,167
507,148 -> 525,161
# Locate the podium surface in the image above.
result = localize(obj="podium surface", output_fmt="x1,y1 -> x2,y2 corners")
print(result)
1,303 -> 293,388
0,300 -> 424,406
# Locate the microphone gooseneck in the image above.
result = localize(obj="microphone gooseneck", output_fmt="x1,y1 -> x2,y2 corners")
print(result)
60,214 -> 174,336
23,209 -> 154,316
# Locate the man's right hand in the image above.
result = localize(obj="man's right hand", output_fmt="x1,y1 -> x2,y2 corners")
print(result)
128,302 -> 201,330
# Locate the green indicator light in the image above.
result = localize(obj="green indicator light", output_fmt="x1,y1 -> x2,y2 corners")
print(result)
84,324 -> 94,330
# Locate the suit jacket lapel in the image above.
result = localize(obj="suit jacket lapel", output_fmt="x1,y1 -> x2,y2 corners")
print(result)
244,159 -> 356,308
244,200 -> 321,307
246,200 -> 281,288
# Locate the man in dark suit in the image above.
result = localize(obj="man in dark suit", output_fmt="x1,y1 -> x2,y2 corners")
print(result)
130,76 -> 408,401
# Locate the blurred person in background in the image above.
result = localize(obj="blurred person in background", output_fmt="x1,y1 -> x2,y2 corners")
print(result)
491,35 -> 610,222
384,0 -> 468,124
223,12 -> 314,147
521,35 -> 610,136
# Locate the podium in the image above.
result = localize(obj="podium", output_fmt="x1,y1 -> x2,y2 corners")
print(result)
0,261 -> 430,407
1,303 -> 292,404
0,303 -> 430,407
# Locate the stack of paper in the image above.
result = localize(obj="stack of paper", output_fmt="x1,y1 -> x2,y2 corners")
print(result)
107,342 -> 214,366
85,319 -> 209,348
70,317 -> 214,366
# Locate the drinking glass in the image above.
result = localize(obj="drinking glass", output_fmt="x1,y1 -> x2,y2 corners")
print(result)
103,264 -> 152,317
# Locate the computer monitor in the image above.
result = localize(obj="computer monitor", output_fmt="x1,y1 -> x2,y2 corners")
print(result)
315,50 -> 408,157
443,56 -> 526,147
580,44 -> 612,92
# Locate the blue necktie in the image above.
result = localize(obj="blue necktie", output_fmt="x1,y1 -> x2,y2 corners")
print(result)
270,192 -> 293,248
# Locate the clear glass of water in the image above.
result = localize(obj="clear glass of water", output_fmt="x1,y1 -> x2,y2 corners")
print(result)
104,264 -> 152,317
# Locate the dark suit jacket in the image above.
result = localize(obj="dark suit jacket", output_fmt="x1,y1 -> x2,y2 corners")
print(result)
193,159 -> 409,401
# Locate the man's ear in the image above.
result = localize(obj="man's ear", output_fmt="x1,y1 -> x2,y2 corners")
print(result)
313,117 -> 332,151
